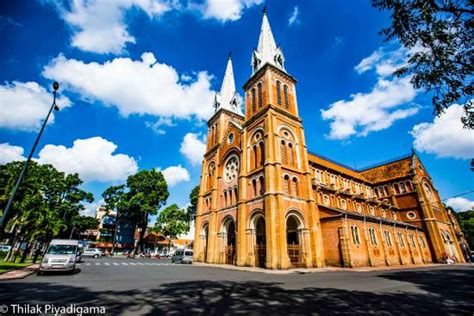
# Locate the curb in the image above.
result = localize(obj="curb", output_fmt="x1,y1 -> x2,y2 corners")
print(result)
0,264 -> 39,281
192,262 -> 472,274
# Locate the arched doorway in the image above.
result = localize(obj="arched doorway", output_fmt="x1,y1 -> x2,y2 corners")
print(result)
223,218 -> 236,264
255,216 -> 266,267
201,224 -> 209,262
286,214 -> 303,268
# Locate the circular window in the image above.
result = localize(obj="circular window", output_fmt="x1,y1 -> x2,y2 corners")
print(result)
224,156 -> 239,184
228,133 -> 234,144
407,211 -> 416,220
255,133 -> 261,140
284,131 -> 289,138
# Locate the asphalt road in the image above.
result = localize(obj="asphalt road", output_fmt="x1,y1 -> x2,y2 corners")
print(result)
0,257 -> 472,315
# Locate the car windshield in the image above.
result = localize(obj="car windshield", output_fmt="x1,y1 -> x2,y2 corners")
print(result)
46,245 -> 77,255
185,251 -> 193,256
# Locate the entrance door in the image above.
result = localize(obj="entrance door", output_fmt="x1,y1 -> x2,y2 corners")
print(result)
255,217 -> 266,268
225,221 -> 236,264
286,216 -> 301,268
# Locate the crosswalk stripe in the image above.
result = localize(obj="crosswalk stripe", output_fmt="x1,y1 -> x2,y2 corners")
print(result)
137,263 -> 144,266
113,263 -> 119,266
86,263 -> 90,266
121,262 -> 128,266
129,262 -> 137,265
95,262 -> 100,266
104,262 -> 110,266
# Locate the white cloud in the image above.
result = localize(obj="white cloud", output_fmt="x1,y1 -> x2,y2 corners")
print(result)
180,133 -> 206,165
81,199 -> 104,217
321,46 -> 419,139
200,0 -> 263,22
161,165 -> 190,186
446,197 -> 474,212
43,53 -> 215,121
48,0 -> 260,53
0,81 -> 71,131
0,143 -> 25,164
145,116 -> 176,135
49,0 -> 172,54
37,136 -> 138,182
411,104 -> 474,159
288,6 -> 300,26
321,77 -> 418,139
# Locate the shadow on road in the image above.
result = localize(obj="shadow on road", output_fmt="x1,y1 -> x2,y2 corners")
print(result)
1,267 -> 472,315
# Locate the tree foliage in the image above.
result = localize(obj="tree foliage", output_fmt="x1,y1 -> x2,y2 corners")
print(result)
153,204 -> 190,249
372,0 -> 473,128
102,169 -> 169,253
0,161 -> 93,261
186,185 -> 200,221
453,209 -> 474,249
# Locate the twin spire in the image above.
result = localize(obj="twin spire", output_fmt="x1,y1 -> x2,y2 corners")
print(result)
213,9 -> 285,116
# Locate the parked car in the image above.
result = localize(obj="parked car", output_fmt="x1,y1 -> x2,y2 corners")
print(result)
38,239 -> 81,275
0,245 -> 11,252
83,248 -> 102,259
171,249 -> 193,264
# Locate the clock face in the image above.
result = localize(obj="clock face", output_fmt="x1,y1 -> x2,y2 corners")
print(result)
224,156 -> 239,184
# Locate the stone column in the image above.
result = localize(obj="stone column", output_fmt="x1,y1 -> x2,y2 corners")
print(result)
246,228 -> 256,266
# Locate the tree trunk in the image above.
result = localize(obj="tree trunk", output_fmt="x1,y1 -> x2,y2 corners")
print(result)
19,241 -> 31,263
111,217 -> 120,255
134,213 -> 148,254
69,226 -> 75,239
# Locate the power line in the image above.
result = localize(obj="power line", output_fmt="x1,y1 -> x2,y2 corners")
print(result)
442,189 -> 474,202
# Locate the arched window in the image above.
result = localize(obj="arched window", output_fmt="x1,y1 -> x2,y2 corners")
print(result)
252,179 -> 257,197
384,186 -> 390,196
374,188 -> 379,198
257,82 -> 263,109
224,191 -> 228,207
283,84 -> 289,109
400,182 -> 406,193
394,183 -> 400,194
234,187 -> 238,204
276,80 -> 282,106
253,145 -> 258,169
259,176 -> 265,195
406,181 -> 413,191
281,140 -> 287,164
284,175 -> 290,195
259,141 -> 265,167
251,88 -> 256,113
288,143 -> 294,166
292,177 -> 298,196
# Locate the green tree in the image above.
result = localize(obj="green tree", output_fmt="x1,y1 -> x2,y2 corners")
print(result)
69,216 -> 99,239
372,0 -> 473,128
186,185 -> 200,221
102,169 -> 169,254
454,209 -> 474,249
153,204 -> 190,252
0,161 -> 93,262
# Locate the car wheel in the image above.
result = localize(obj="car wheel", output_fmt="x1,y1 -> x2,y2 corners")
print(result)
37,270 -> 43,276
69,265 -> 76,275
94,254 -> 98,259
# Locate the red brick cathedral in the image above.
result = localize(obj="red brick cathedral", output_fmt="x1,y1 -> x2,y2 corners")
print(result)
193,11 -> 465,269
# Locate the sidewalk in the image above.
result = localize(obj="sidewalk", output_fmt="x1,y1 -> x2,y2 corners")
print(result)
192,262 -> 472,274
0,264 -> 39,281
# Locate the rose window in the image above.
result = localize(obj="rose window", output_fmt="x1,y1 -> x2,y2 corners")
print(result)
224,156 -> 239,184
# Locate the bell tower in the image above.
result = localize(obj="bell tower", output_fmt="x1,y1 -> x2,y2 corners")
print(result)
236,9 -> 324,269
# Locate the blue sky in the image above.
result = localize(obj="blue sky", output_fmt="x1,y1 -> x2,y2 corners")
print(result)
1,0 -> 473,220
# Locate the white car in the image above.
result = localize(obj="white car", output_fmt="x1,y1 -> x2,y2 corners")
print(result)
38,239 -> 80,275
83,248 -> 102,258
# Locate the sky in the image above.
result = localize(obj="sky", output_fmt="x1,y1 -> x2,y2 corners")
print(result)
0,0 -> 473,223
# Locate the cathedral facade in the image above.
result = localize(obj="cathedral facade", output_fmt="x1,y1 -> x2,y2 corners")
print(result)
193,12 -> 466,269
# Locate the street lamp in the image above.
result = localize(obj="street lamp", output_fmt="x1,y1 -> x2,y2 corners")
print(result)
0,82 -> 61,228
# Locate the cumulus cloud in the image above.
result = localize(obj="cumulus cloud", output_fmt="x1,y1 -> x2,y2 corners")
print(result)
80,199 -> 104,217
0,143 -> 25,164
411,104 -> 474,159
161,165 -> 190,186
43,53 -> 215,121
180,133 -> 206,165
446,197 -> 474,212
288,6 -> 300,26
0,81 -> 71,131
37,136 -> 138,182
145,117 -> 176,135
321,45 -> 419,139
200,0 -> 263,22
48,0 -> 260,53
48,0 -> 172,54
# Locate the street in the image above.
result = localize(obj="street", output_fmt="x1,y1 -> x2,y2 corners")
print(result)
0,258 -> 473,315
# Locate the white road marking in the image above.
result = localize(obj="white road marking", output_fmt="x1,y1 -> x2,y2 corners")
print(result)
113,263 -> 119,266
129,262 -> 137,265
95,262 -> 100,266
121,262 -> 128,266
86,263 -> 90,266
137,263 -> 144,266
104,262 -> 110,266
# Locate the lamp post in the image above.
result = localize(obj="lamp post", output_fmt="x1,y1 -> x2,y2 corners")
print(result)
0,82 -> 61,228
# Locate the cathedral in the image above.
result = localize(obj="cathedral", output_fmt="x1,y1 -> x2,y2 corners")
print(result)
193,11 -> 466,269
